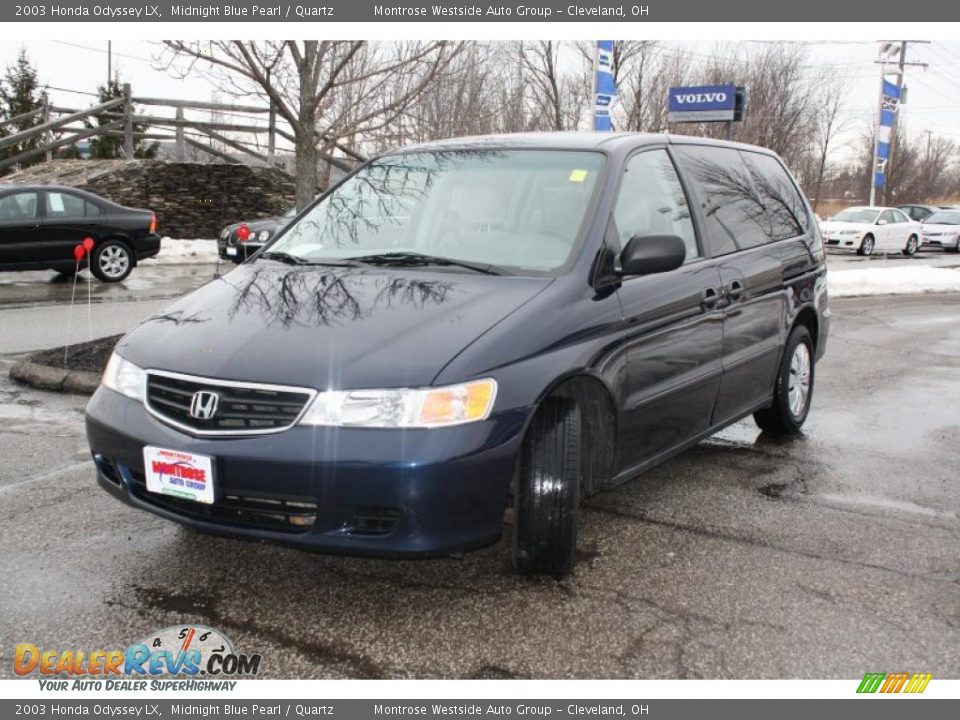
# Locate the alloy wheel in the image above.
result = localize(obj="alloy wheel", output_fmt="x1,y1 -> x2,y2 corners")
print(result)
787,343 -> 811,417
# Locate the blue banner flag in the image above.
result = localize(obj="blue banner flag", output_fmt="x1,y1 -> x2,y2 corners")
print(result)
594,40 -> 616,131
874,80 -> 902,190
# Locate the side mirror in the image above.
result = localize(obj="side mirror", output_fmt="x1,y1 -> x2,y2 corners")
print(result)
619,234 -> 687,276
877,219 -> 888,226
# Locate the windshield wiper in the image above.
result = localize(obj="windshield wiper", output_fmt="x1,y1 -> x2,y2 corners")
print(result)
258,251 -> 361,268
258,250 -> 309,265
345,251 -> 503,275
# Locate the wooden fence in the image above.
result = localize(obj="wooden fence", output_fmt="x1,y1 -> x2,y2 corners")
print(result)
0,84 -> 365,173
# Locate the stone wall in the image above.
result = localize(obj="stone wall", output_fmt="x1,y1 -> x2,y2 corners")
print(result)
6,160 -> 300,238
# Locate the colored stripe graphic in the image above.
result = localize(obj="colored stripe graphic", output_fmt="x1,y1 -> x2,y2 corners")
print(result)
857,672 -> 931,694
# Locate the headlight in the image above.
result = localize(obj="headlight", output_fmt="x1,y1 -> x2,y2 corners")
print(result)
299,379 -> 497,428
256,230 -> 271,242
102,352 -> 145,401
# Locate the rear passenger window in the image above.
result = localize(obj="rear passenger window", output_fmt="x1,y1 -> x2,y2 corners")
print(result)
612,149 -> 699,261
85,201 -> 101,217
673,145 -> 769,255
46,192 -> 87,218
741,152 -> 809,241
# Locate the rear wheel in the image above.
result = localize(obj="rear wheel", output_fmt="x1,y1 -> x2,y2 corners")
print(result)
903,235 -> 919,256
91,240 -> 133,283
857,234 -> 875,256
754,325 -> 814,436
513,397 -> 581,579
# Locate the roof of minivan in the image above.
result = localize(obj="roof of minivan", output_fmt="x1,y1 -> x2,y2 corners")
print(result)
386,132 -> 779,156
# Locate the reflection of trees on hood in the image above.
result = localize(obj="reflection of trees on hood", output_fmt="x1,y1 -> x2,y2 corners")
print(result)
286,150 -> 507,249
226,267 -> 454,329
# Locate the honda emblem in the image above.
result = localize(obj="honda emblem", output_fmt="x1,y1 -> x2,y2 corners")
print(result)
189,390 -> 220,420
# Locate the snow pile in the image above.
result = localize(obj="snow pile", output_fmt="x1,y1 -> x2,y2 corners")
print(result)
142,238 -> 220,265
829,265 -> 960,298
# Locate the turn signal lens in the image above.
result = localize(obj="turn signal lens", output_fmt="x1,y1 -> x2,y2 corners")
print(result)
149,212 -> 157,234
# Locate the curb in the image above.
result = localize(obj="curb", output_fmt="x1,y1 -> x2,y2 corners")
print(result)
9,359 -> 100,395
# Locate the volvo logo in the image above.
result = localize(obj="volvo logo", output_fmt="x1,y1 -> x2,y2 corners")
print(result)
189,390 -> 220,420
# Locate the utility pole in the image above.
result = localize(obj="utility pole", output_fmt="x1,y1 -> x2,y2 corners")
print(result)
107,41 -> 112,86
870,40 -> 928,206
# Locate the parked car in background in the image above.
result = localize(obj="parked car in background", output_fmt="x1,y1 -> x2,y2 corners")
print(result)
87,133 -> 829,578
821,206 -> 921,256
218,207 -> 296,264
0,184 -> 160,282
920,209 -> 960,252
897,204 -> 941,222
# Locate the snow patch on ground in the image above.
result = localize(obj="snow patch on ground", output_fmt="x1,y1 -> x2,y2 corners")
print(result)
141,238 -> 220,265
828,265 -> 960,298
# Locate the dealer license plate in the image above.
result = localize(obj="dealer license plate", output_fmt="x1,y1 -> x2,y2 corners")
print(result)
143,446 -> 216,504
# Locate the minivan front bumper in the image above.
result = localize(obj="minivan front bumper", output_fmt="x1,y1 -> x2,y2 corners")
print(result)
86,386 -> 529,557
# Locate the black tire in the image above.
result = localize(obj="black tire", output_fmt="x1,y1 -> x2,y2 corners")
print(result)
513,397 -> 581,579
857,234 -> 875,256
903,235 -> 919,256
754,325 -> 815,436
90,240 -> 134,283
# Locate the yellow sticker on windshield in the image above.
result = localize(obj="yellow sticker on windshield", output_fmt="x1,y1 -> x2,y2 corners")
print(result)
569,169 -> 588,182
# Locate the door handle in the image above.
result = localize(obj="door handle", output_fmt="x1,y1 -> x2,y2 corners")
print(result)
701,286 -> 720,309
727,279 -> 744,302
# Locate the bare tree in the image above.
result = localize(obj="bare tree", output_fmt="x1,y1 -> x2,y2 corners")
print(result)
519,41 -> 589,131
807,76 -> 850,212
160,41 -> 463,209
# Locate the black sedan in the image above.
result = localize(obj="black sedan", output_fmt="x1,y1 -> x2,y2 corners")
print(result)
218,207 -> 296,263
0,184 -> 160,283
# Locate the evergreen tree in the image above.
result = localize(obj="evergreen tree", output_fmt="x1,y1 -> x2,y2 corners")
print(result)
0,49 -> 46,172
86,80 -> 158,159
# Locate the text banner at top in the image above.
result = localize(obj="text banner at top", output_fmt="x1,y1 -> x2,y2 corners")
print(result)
5,0 -> 960,22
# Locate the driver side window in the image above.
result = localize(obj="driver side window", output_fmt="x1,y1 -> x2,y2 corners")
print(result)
612,150 -> 699,261
880,210 -> 898,224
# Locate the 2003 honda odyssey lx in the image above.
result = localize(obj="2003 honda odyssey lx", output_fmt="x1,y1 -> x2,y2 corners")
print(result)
86,133 -> 829,578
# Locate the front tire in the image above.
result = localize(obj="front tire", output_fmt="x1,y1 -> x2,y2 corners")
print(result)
91,240 -> 133,283
857,234 -> 875,256
513,397 -> 581,579
754,325 -> 814,436
903,235 -> 919,256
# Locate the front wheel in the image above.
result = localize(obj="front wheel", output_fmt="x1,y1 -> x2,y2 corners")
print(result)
903,235 -> 919,256
513,397 -> 581,579
754,325 -> 814,436
91,240 -> 133,283
857,235 -> 875,256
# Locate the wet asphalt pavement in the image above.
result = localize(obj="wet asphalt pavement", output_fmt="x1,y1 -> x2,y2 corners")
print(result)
0,264 -> 958,679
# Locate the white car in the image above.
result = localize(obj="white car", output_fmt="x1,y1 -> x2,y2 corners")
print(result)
820,206 -> 922,256
920,209 -> 960,253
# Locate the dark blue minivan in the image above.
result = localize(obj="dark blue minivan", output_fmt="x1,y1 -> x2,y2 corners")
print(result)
86,133 -> 829,577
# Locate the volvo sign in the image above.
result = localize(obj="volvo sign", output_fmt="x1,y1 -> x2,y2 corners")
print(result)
667,83 -> 740,123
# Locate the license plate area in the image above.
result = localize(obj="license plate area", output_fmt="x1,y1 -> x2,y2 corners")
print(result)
143,446 -> 216,504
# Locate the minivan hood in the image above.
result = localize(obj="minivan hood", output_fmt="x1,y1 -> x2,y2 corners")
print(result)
117,261 -> 552,390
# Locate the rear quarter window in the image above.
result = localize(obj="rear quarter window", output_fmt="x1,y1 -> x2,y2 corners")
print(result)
740,151 -> 810,241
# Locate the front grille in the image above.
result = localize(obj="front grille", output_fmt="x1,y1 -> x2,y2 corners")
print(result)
146,372 -> 313,435
125,466 -> 317,533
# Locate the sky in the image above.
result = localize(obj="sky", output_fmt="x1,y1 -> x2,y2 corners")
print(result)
2,39 -> 959,163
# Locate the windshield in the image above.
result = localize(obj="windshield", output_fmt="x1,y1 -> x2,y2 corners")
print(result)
265,150 -> 605,274
924,211 -> 960,225
831,209 -> 879,224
